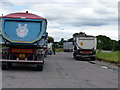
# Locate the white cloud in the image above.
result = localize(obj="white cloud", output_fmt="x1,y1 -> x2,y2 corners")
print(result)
1,0 -> 118,41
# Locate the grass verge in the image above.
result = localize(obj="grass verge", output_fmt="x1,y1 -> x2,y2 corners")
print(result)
96,51 -> 119,65
56,48 -> 64,52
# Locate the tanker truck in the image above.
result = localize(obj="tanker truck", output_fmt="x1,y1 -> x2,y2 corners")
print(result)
0,12 -> 48,71
73,34 -> 97,61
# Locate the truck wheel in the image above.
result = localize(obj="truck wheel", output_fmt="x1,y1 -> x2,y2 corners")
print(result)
36,64 -> 43,71
75,57 -> 79,60
2,63 -> 8,70
73,54 -> 75,59
74,54 -> 79,60
8,63 -> 12,68
90,57 -> 96,61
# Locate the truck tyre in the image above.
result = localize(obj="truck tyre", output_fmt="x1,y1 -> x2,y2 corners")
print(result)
8,62 -> 12,68
75,57 -> 79,60
79,57 -> 83,61
2,63 -> 8,70
73,53 -> 75,59
36,64 -> 43,71
74,53 -> 79,60
90,57 -> 96,61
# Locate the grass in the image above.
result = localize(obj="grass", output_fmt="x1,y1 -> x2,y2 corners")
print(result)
96,51 -> 119,64
55,48 -> 119,65
56,48 -> 64,52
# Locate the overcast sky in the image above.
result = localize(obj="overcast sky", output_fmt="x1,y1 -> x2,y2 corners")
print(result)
0,0 -> 119,41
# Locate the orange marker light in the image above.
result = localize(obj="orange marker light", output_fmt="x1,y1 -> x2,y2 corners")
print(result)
80,42 -> 83,46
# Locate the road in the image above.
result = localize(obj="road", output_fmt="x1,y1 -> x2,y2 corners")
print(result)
2,52 -> 118,88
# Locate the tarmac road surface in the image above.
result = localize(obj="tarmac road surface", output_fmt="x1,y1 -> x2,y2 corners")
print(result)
2,52 -> 118,88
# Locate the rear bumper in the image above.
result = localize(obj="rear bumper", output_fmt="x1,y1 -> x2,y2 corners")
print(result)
76,54 -> 96,58
0,59 -> 43,64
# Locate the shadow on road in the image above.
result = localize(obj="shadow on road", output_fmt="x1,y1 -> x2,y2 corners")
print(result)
3,64 -> 38,71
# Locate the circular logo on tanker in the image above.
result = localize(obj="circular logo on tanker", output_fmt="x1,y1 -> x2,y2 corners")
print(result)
16,24 -> 28,38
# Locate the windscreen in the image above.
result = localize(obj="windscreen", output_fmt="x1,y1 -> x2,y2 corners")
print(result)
3,20 -> 41,43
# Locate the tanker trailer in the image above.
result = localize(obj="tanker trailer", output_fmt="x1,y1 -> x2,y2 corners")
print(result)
73,34 -> 96,61
0,12 -> 48,71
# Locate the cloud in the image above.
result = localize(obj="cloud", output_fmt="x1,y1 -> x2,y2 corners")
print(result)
27,2 -> 117,27
1,0 -> 118,41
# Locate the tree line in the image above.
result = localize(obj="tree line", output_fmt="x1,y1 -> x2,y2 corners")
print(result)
48,32 -> 120,51
96,35 -> 120,51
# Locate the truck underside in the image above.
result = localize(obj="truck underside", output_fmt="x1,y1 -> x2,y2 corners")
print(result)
1,44 -> 44,71
64,49 -> 73,52
73,49 -> 96,61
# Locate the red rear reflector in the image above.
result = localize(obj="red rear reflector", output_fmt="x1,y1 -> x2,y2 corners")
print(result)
11,49 -> 33,53
82,51 -> 92,54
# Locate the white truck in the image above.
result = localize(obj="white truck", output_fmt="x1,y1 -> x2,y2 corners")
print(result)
73,34 -> 97,60
63,42 -> 74,52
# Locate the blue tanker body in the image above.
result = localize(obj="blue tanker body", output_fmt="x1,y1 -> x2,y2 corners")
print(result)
2,17 -> 47,45
1,12 -> 48,71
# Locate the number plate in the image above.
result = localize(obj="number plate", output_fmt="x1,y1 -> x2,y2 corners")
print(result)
19,54 -> 25,58
82,51 -> 92,54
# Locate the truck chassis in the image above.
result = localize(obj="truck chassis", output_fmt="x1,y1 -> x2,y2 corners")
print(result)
73,49 -> 96,61
1,45 -> 44,71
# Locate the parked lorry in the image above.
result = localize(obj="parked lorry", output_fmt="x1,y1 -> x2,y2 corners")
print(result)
63,42 -> 73,52
73,34 -> 97,60
0,12 -> 48,71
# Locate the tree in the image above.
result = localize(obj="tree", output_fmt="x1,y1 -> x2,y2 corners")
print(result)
48,36 -> 54,43
65,31 -> 119,51
73,32 -> 86,37
111,40 -> 118,51
67,38 -> 73,42
117,40 -> 120,50
59,38 -> 64,45
96,35 -> 113,50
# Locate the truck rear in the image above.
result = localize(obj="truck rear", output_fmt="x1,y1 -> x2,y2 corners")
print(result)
63,42 -> 73,52
73,34 -> 97,61
0,12 -> 48,71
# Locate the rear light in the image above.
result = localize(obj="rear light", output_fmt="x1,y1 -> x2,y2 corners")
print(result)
11,49 -> 33,53
2,54 -> 5,56
14,54 -> 18,56
81,51 -> 92,54
26,54 -> 32,57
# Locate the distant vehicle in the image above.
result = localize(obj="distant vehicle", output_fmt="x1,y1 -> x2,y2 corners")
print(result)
73,34 -> 97,61
47,43 -> 53,55
63,42 -> 74,52
0,12 -> 48,71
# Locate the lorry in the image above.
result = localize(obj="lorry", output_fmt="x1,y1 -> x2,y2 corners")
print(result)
63,42 -> 73,52
73,34 -> 97,61
0,12 -> 48,71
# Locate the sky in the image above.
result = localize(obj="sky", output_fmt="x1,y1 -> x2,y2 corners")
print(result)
0,0 -> 119,41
